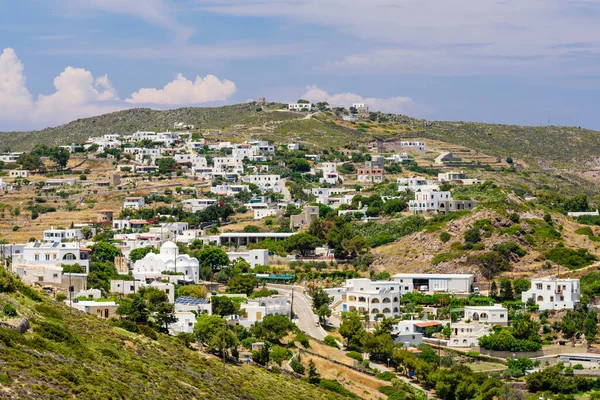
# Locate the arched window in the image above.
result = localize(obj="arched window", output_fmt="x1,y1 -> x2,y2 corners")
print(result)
358,297 -> 366,303
393,307 -> 399,313
393,297 -> 398,302
63,253 -> 76,260
382,298 -> 391,303
537,295 -> 544,302
371,298 -> 380,303
382,308 -> 391,314
371,308 -> 380,314
349,296 -> 356,301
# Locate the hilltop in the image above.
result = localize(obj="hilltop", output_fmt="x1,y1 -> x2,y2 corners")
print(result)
2,104 -> 600,172
0,277 -> 343,400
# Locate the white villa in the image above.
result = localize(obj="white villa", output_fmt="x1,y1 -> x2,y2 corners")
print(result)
132,241 -> 200,283
448,322 -> 492,348
324,278 -> 401,320
521,277 -> 581,310
227,249 -> 269,268
392,273 -> 475,294
241,174 -> 282,193
464,304 -> 508,325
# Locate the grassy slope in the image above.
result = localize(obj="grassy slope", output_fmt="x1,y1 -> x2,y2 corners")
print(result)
0,287 -> 343,400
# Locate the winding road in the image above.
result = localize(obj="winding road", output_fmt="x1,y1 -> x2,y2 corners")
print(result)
266,284 -> 327,340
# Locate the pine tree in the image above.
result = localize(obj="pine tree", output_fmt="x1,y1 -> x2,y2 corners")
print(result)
490,281 -> 498,299
307,360 -> 320,384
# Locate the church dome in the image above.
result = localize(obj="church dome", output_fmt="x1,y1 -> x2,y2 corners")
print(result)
161,241 -> 177,249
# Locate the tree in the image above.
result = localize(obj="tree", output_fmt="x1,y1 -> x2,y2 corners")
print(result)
252,314 -> 294,342
316,304 -> 331,324
382,199 -> 406,215
154,302 -> 177,333
243,225 -> 260,233
211,296 -> 236,317
17,153 -> 41,171
287,158 -> 311,173
128,295 -> 149,325
308,219 -> 325,240
490,281 -> 498,298
226,275 -> 258,296
284,233 -> 321,256
178,285 -> 208,299
157,157 -> 178,174
197,247 -> 230,272
129,247 -> 159,263
252,344 -> 270,365
339,311 -> 365,350
499,278 -> 514,300
512,278 -> 530,296
270,345 -> 292,366
312,288 -> 333,310
307,360 -> 320,384
140,286 -> 169,309
194,314 -> 227,343
91,242 -> 121,263
50,147 -> 70,169
210,326 -> 238,362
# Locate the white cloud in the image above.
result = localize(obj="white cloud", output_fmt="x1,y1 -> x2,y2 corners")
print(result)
0,48 -> 33,125
0,48 -> 237,130
34,67 -> 121,126
126,73 -> 237,105
301,85 -> 426,116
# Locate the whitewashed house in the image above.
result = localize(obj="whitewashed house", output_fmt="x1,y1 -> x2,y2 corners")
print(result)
324,279 -> 401,320
132,241 -> 200,283
464,304 -> 508,325
448,322 -> 491,348
123,196 -> 145,210
521,277 -> 580,310
241,174 -> 282,193
227,249 -> 269,268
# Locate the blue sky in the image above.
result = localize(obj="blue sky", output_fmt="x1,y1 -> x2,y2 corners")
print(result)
1,0 -> 600,131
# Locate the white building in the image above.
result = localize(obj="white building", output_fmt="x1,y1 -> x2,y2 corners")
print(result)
123,196 -> 145,210
132,241 -> 200,283
448,322 -> 491,348
9,170 -> 29,178
254,208 -> 280,220
392,273 -> 475,294
75,288 -> 102,299
43,228 -> 91,243
241,175 -> 282,193
174,296 -> 212,315
12,241 -> 91,275
438,171 -> 481,186
409,190 -> 452,213
397,176 -> 439,193
464,304 -> 508,325
169,311 -> 197,335
400,141 -> 426,152
182,198 -> 218,213
110,280 -> 145,296
227,249 -> 269,268
324,279 -> 401,320
210,184 -> 250,197
149,281 -> 175,303
287,143 -> 300,151
521,277 -> 580,310
288,103 -> 312,112
236,296 -> 292,327
249,141 -> 275,154
352,103 -> 369,113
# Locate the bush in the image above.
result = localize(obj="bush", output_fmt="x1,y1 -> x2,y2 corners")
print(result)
346,351 -> 363,362
509,213 -> 520,223
56,293 -> 67,302
439,232 -> 451,243
546,246 -> 598,270
138,324 -> 158,340
291,358 -> 305,375
464,228 -> 481,244
3,303 -> 17,317
376,371 -> 396,381
319,379 -> 357,398
323,335 -> 339,349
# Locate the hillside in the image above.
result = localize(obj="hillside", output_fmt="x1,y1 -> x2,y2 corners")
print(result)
2,104 -> 600,171
0,277 -> 343,400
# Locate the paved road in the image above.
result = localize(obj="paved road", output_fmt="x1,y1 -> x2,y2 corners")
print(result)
267,284 -> 327,341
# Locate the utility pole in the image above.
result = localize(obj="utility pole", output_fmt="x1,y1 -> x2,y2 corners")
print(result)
290,287 -> 294,320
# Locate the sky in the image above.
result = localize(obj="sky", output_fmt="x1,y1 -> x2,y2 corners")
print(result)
1,0 -> 600,131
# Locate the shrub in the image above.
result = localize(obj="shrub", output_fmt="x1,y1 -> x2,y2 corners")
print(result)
509,213 -> 520,223
323,335 -> 339,348
346,351 -> 363,362
376,371 -> 396,381
439,232 -> 451,243
56,293 -> 67,302
294,331 -> 310,348
291,358 -> 305,375
3,303 -> 17,317
464,228 -> 481,244
138,324 -> 158,340
319,379 -> 357,398
546,246 -> 597,270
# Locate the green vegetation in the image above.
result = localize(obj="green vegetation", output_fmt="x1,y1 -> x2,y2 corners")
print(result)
352,216 -> 426,247
545,245 -> 598,270
0,271 -> 340,399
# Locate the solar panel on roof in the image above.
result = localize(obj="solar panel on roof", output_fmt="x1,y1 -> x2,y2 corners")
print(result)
33,243 -> 41,248
52,242 -> 60,247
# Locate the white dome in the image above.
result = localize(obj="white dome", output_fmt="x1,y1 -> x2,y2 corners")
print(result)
162,241 -> 177,249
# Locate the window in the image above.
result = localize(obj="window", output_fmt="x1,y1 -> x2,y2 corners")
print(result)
53,274 -> 58,278
35,254 -> 40,261
500,314 -> 504,318
38,276 -> 43,282
45,254 -> 50,261
536,283 -> 543,290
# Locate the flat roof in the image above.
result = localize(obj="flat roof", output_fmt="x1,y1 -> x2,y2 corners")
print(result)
393,273 -> 474,279
414,321 -> 443,328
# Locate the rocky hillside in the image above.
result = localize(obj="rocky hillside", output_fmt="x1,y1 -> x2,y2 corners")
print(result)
0,274 -> 343,400
371,206 -> 600,286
